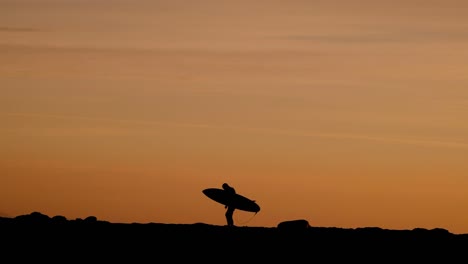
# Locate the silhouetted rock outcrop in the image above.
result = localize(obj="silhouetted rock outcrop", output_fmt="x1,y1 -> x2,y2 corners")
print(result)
84,216 -> 97,223
277,219 -> 311,230
1,212 -> 467,261
14,211 -> 50,224
51,215 -> 68,223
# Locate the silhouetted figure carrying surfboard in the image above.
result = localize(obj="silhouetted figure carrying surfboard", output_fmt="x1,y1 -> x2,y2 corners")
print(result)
222,183 -> 236,226
202,183 -> 260,226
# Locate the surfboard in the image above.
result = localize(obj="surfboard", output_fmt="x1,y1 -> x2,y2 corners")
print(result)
202,188 -> 260,213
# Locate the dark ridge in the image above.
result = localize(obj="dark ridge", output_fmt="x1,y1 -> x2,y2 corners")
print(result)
1,212 -> 467,261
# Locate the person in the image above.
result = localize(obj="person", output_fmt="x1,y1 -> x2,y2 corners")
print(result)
222,183 -> 236,226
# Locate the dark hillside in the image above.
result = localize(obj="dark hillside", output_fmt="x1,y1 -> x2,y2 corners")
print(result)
2,212 -> 467,261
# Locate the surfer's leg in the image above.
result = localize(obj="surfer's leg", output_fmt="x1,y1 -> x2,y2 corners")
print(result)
225,207 -> 234,226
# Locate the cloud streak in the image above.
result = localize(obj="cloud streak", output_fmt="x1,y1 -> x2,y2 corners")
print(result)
0,26 -> 39,32
4,112 -> 468,150
284,28 -> 468,43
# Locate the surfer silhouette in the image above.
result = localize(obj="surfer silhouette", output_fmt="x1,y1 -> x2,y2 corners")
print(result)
222,183 -> 236,226
202,184 -> 260,226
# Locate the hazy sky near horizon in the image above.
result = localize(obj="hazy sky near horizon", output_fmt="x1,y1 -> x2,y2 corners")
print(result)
1,0 -> 468,234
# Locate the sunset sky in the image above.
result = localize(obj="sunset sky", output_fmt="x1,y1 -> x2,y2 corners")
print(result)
1,0 -> 468,234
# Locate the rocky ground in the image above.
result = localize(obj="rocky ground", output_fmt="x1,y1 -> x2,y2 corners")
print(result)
2,212 -> 467,262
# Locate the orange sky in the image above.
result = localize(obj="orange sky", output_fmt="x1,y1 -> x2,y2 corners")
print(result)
1,0 -> 468,234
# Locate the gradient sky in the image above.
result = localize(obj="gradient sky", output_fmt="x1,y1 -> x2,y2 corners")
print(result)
1,0 -> 468,234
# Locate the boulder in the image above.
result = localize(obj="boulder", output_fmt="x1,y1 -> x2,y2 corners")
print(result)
277,219 -> 310,231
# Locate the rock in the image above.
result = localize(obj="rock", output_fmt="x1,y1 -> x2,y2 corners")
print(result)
84,216 -> 98,223
277,219 -> 310,230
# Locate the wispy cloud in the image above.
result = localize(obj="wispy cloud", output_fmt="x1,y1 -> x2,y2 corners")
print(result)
284,28 -> 468,43
0,26 -> 39,32
4,112 -> 468,150
273,130 -> 468,150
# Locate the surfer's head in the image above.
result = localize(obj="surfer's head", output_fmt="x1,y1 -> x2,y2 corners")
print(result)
222,183 -> 229,190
